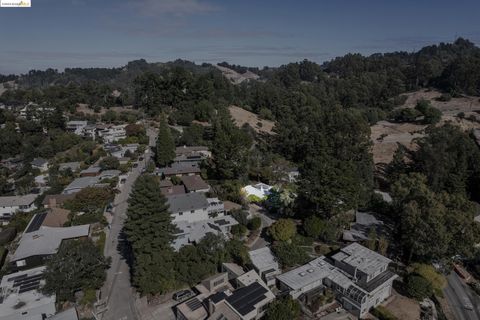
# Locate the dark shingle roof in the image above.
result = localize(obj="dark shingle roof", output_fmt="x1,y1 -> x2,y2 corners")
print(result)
166,193 -> 208,214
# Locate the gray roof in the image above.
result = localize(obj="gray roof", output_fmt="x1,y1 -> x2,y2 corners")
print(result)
58,162 -> 81,172
80,166 -> 101,174
99,170 -> 121,179
0,194 -> 37,207
332,243 -> 391,276
181,175 -> 210,191
31,157 -> 48,167
48,308 -> 79,320
63,176 -> 99,193
248,247 -> 279,272
166,192 -> 209,214
12,225 -> 90,261
158,163 -> 201,176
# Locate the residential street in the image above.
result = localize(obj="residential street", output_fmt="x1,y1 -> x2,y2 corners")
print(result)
444,272 -> 480,320
99,127 -> 157,320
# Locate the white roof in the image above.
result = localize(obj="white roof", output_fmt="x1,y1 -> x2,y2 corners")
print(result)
48,308 -> 78,320
236,270 -> 262,287
66,121 -> 87,126
333,243 -> 391,276
0,194 -> 37,207
0,266 -> 56,320
276,256 -> 332,291
12,225 -> 90,261
248,247 -> 279,272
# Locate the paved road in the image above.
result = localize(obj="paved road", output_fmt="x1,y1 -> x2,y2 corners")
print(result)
444,272 -> 480,320
100,127 -> 157,320
248,204 -> 275,250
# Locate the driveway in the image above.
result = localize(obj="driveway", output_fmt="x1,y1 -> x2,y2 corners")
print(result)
444,272 -> 480,320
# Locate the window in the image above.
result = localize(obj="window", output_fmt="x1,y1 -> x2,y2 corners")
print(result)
179,212 -> 183,216
16,260 -> 26,267
191,210 -> 195,213
213,278 -> 224,287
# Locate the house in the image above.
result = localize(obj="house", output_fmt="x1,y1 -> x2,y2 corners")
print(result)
66,121 -> 87,136
80,166 -> 101,177
62,177 -> 102,194
222,263 -> 245,280
48,308 -> 79,320
286,168 -> 299,183
31,158 -> 49,172
41,208 -> 70,228
10,221 -> 90,270
104,144 -> 139,159
58,162 -> 81,173
174,146 -> 211,164
374,190 -> 393,203
42,194 -> 76,208
156,163 -> 201,179
276,243 -> 397,318
0,266 -> 56,320
176,273 -> 232,320
343,211 -> 390,242
98,170 -> 121,180
159,180 -> 186,196
83,124 -> 96,140
181,175 -> 210,193
248,247 -> 280,287
223,201 -> 242,213
241,183 -> 272,201
172,215 -> 238,251
167,193 -> 224,223
98,124 -> 127,143
0,194 -> 37,220
207,279 -> 275,320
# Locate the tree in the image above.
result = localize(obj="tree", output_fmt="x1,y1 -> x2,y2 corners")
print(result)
155,117 -> 175,167
248,216 -> 261,231
211,109 -> 252,180
405,274 -> 433,300
303,216 -> 338,242
99,156 -> 120,170
365,227 -> 377,251
124,175 -> 176,294
272,241 -> 309,268
268,219 -> 296,242
64,187 -> 113,215
265,297 -> 301,320
378,235 -> 389,256
43,239 -> 109,302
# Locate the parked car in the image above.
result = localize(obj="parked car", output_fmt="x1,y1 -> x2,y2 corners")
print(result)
173,290 -> 193,302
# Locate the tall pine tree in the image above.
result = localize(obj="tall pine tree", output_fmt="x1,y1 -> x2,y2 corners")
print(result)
124,175 -> 176,294
155,117 -> 175,167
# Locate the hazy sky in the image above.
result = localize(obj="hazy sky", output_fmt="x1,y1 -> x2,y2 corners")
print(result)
1,0 -> 480,74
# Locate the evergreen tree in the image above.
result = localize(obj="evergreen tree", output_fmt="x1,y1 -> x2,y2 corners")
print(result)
124,175 -> 176,294
155,117 -> 175,167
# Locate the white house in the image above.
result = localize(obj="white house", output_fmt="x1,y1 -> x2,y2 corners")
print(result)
242,183 -> 272,200
0,266 -> 56,320
277,243 -> 398,318
248,247 -> 281,287
166,193 -> 225,223
98,124 -> 127,143
66,121 -> 88,136
0,194 -> 37,219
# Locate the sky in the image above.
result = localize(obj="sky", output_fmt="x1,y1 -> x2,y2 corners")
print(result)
0,0 -> 480,74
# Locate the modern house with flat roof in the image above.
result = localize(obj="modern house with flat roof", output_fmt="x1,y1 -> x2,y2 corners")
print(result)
248,247 -> 280,287
0,194 -> 37,220
0,266 -> 56,320
276,243 -> 397,318
66,121 -> 87,136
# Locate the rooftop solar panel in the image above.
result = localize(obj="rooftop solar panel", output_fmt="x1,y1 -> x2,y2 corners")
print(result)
25,212 -> 47,233
18,282 -> 40,294
226,282 -> 268,316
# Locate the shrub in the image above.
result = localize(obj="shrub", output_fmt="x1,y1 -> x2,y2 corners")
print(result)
268,219 -> 296,242
405,274 -> 433,300
248,217 -> 262,230
371,305 -> 397,320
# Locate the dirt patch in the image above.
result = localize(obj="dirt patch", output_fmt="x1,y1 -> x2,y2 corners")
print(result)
402,89 -> 480,116
383,291 -> 421,320
371,121 -> 426,164
228,106 -> 275,135
215,65 -> 260,84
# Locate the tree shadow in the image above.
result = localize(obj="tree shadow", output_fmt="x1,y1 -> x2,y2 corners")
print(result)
116,228 -> 135,271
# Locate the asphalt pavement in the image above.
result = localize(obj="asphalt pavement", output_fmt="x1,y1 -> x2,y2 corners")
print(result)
444,272 -> 480,320
99,127 -> 157,320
